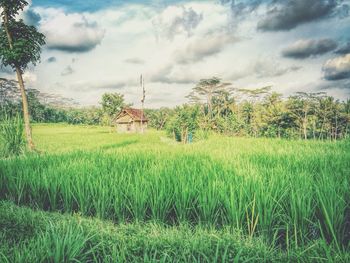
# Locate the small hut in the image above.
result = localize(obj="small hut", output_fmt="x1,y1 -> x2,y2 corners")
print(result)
114,108 -> 148,133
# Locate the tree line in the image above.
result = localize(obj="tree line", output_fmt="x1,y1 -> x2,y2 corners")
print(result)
0,83 -> 126,125
150,77 -> 349,141
1,76 -> 349,142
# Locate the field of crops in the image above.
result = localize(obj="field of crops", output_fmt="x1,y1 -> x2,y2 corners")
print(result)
0,124 -> 349,262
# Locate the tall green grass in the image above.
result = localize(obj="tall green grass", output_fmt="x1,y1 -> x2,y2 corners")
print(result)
0,115 -> 25,157
0,124 -> 349,258
2,201 -> 348,262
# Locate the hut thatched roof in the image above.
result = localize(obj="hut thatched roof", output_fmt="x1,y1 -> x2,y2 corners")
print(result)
115,108 -> 148,122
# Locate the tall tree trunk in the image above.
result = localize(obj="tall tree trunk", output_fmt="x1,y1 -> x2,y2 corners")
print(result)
2,8 -> 35,150
319,115 -> 326,140
303,113 -> 307,140
335,114 -> 338,141
16,68 -> 35,150
207,92 -> 213,119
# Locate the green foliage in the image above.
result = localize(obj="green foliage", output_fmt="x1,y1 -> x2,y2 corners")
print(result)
101,92 -> 126,118
0,0 -> 28,19
188,77 -> 231,119
166,104 -> 200,143
0,0 -> 45,73
0,114 -> 24,157
65,107 -> 103,125
0,82 -> 104,125
145,107 -> 172,130
187,83 -> 350,140
177,79 -> 350,140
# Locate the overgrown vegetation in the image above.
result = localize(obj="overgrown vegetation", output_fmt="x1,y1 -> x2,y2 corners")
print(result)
0,124 -> 349,261
0,114 -> 24,157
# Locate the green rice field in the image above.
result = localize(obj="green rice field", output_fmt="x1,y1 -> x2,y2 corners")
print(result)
0,124 -> 349,262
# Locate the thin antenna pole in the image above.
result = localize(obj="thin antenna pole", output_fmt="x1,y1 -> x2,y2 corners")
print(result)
140,74 -> 145,134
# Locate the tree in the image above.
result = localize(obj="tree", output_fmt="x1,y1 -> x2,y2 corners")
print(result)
212,90 -> 235,117
27,89 -> 45,122
261,92 -> 285,138
0,0 -> 45,150
287,92 -> 325,140
238,86 -> 271,102
145,108 -> 172,130
166,105 -> 200,143
188,77 -> 231,119
237,86 -> 272,137
101,93 -> 126,120
0,78 -> 20,118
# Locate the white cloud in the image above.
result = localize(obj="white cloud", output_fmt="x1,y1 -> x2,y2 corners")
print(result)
323,54 -> 350,80
152,6 -> 203,40
227,57 -> 301,80
37,8 -> 105,52
61,66 -> 74,76
23,72 -> 37,85
174,33 -> 236,64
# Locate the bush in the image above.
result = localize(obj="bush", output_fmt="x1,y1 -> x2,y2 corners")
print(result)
0,115 -> 25,157
166,105 -> 200,143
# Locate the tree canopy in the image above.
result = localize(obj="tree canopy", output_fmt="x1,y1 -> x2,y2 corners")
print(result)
0,18 -> 45,73
100,93 -> 126,118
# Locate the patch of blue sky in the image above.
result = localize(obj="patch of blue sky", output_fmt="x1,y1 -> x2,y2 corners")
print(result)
32,0 -> 186,12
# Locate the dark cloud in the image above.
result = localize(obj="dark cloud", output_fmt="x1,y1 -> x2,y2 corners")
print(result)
46,57 -> 57,63
220,0 -> 262,17
48,43 -> 101,53
61,66 -> 74,76
282,38 -> 337,59
323,54 -> 350,80
124,58 -> 145,64
220,0 -> 262,30
258,0 -> 338,31
335,41 -> 350,54
317,79 -> 350,90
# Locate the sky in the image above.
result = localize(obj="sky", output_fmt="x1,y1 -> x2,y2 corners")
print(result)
1,0 -> 350,108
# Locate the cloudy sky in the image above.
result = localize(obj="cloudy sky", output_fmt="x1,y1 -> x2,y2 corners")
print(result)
1,0 -> 350,108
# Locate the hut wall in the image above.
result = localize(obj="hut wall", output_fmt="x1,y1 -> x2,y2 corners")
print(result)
115,114 -> 148,133
117,123 -> 129,133
133,121 -> 148,133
